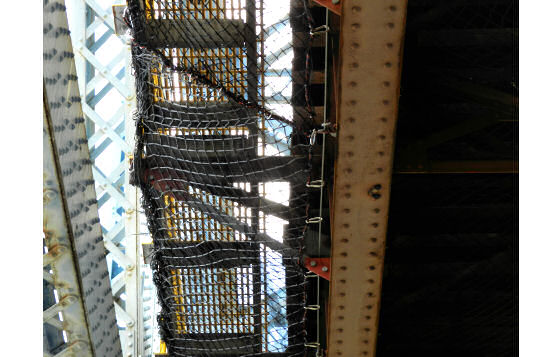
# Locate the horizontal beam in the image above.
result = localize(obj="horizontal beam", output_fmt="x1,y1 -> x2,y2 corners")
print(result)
144,241 -> 260,268
154,192 -> 291,254
432,74 -> 517,116
418,28 -> 516,47
396,160 -> 518,174
145,153 -> 307,184
140,19 -> 246,48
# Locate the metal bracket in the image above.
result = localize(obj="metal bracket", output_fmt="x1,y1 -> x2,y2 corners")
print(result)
304,257 -> 331,280
312,0 -> 342,16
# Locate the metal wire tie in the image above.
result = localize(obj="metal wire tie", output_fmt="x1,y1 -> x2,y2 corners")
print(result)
305,305 -> 321,310
306,217 -> 323,224
305,342 -> 321,348
307,180 -> 325,188
310,25 -> 330,36
310,129 -> 317,146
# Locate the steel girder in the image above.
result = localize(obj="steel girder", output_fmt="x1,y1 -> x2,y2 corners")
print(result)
64,0 -> 155,355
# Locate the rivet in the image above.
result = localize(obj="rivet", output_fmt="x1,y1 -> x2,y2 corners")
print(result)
352,6 -> 361,13
349,82 -> 357,87
310,260 -> 317,267
387,22 -> 395,29
351,23 -> 360,31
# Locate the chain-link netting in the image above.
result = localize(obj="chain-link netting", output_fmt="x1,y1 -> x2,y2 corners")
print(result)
125,1 -> 318,355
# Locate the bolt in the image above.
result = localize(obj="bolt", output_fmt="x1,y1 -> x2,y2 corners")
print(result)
310,260 -> 317,267
127,321 -> 135,328
322,266 -> 329,272
44,188 -> 57,202
332,0 -> 340,4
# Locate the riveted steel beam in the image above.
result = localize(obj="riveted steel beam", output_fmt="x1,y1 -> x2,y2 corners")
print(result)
43,1 -> 122,355
327,1 -> 408,356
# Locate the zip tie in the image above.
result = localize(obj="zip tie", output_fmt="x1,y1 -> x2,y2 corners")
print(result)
305,305 -> 320,310
306,217 -> 323,224
305,273 -> 319,278
310,25 -> 330,36
307,180 -> 325,188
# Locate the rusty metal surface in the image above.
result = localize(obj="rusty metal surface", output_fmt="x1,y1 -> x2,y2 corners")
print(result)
44,106 -> 93,357
43,1 -> 122,356
312,0 -> 342,15
326,0 -> 408,356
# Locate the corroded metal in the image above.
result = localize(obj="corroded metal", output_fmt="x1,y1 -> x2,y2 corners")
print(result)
43,1 -> 122,355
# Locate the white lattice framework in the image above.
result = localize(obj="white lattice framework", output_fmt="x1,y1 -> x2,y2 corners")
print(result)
66,0 -> 155,356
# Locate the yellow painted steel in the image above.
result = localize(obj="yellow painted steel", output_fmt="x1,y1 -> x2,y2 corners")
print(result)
146,0 -> 272,348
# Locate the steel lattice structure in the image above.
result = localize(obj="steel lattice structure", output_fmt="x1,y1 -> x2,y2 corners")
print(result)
65,0 -> 154,355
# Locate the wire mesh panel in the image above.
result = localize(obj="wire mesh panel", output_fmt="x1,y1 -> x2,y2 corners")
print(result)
126,0 -> 316,355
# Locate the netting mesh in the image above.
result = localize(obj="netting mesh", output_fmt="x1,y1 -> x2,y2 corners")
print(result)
125,0 -> 317,355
